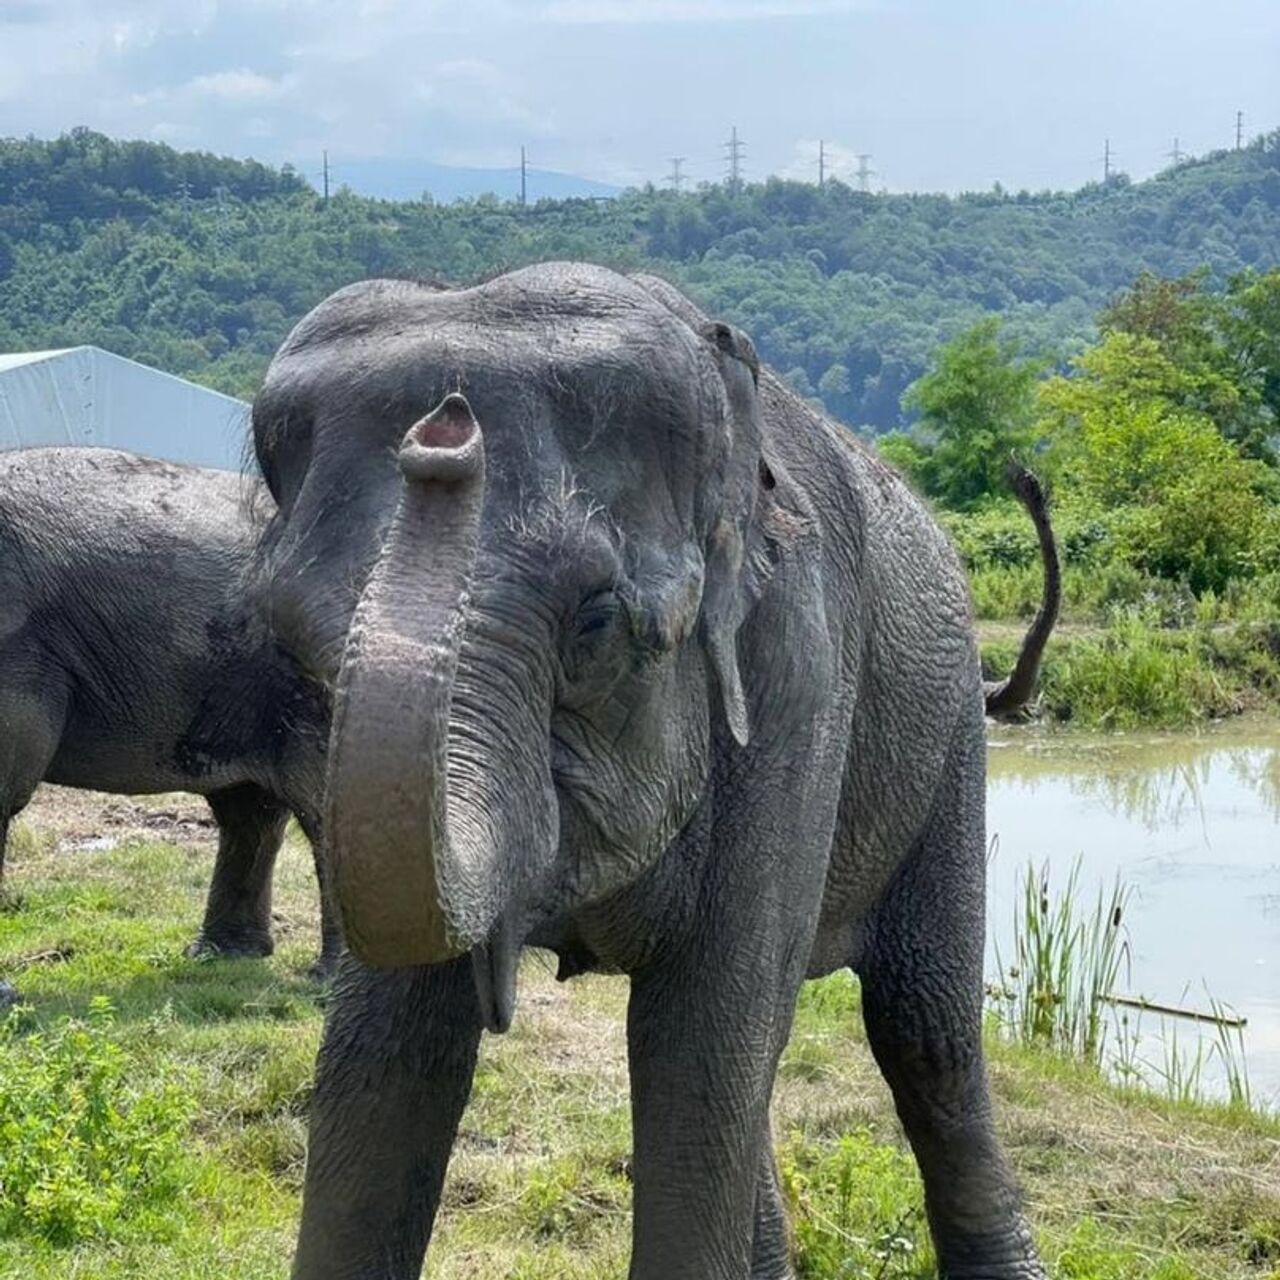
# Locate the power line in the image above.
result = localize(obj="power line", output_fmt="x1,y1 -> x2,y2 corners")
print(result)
724,126 -> 745,192
667,156 -> 686,193
855,153 -> 874,192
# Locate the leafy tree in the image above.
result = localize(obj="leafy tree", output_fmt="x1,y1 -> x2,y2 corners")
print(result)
1038,334 -> 1270,592
1099,270 -> 1275,459
890,318 -> 1045,510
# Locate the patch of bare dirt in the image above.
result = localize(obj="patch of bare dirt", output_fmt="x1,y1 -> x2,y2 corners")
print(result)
20,784 -> 217,851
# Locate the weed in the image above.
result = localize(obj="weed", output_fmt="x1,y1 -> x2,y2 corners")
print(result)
780,1129 -> 931,1279
0,997 -> 195,1245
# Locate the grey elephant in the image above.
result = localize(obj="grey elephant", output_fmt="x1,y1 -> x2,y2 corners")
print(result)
255,263 -> 1047,1279
0,447 -> 338,973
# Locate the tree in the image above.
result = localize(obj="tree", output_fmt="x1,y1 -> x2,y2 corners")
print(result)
1100,269 -> 1280,461
895,318 -> 1045,510
1037,333 -> 1270,592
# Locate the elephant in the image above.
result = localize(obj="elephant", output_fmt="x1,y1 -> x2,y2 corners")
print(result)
254,262 -> 1048,1279
0,447 -> 338,974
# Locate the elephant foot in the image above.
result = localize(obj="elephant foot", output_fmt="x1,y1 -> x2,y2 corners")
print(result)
186,929 -> 275,961
940,1225 -> 1047,1280
944,1268 -> 1047,1280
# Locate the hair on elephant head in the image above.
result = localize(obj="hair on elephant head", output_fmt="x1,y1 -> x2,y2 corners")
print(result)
253,264 -> 779,1028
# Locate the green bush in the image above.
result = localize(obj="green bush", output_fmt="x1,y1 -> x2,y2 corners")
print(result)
0,998 -> 194,1244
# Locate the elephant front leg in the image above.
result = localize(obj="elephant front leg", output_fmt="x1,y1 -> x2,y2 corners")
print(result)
626,912 -> 810,1280
291,954 -> 483,1280
751,1132 -> 795,1279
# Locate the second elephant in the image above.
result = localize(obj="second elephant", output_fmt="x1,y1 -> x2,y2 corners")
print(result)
0,447 -> 337,973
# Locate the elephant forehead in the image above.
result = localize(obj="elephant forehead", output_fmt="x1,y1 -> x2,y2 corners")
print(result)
268,324 -> 721,486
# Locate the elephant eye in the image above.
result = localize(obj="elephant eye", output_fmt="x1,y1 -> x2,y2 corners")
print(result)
574,590 -> 621,640
564,589 -> 624,682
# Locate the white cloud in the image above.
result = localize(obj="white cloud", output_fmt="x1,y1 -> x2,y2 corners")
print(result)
188,69 -> 295,101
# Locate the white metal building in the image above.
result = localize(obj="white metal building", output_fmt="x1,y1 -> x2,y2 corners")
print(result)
0,346 -> 250,472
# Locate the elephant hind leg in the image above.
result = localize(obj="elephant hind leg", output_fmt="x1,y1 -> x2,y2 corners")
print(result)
189,783 -> 289,959
856,714 -> 1044,1280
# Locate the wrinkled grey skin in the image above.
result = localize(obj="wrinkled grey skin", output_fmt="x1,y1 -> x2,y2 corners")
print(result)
983,462 -> 1059,721
0,448 -> 338,973
256,263 -> 1046,1279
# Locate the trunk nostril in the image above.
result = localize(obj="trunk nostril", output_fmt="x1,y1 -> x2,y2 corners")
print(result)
413,393 -> 476,448
400,392 -> 483,484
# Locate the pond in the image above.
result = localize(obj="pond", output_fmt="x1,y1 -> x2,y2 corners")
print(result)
986,717 -> 1280,1108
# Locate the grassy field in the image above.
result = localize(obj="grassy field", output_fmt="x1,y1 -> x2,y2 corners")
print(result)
1,789 -> 1278,1279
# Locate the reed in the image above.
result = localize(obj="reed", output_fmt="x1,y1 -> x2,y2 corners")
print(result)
990,858 -> 1131,1066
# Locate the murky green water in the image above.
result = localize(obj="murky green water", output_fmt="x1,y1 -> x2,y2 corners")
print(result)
986,718 -> 1280,1107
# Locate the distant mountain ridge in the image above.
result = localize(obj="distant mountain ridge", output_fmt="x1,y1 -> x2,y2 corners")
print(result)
1,127 -> 1278,429
327,157 -> 619,203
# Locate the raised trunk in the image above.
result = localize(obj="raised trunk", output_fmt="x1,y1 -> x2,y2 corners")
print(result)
324,395 -> 493,968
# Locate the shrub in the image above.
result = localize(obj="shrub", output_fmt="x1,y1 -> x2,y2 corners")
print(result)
0,998 -> 194,1244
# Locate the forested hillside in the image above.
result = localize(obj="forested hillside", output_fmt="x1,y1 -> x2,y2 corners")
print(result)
2,127 -> 1279,428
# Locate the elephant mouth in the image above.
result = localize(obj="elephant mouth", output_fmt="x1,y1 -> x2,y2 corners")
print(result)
470,919 -> 520,1034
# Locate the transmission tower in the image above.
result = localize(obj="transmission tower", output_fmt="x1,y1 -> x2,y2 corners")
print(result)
855,153 -> 874,192
213,185 -> 232,251
520,146 -> 527,206
667,156 -> 686,193
1236,110 -> 1244,150
1167,137 -> 1185,166
724,126 -> 745,192
322,149 -> 330,203
818,139 -> 826,188
1102,138 -> 1114,181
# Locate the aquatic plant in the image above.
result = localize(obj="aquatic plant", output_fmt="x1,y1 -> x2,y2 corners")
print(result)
989,858 -> 1131,1065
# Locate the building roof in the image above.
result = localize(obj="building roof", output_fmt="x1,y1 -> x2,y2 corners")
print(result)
0,345 -> 250,472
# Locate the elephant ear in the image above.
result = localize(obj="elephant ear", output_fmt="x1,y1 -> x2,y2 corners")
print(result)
696,320 -> 766,748
628,276 -> 784,747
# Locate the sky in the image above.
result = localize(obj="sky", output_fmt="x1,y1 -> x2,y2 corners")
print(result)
1,0 -> 1278,194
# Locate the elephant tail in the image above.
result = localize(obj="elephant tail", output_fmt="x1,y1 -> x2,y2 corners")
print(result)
983,460 -> 1060,721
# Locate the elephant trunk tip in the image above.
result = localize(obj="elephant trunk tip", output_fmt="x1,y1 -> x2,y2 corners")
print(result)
400,392 -> 484,484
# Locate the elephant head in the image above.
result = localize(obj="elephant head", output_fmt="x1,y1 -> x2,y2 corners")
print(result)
254,265 -> 774,1029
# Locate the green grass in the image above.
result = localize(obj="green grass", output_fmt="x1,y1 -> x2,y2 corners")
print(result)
1,795 -> 1278,1278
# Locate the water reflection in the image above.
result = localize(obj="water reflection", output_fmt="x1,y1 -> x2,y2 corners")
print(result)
986,718 -> 1280,1107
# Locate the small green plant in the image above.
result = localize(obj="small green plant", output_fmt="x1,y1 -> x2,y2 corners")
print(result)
780,1129 -> 931,1279
0,997 -> 195,1244
990,859 -> 1131,1065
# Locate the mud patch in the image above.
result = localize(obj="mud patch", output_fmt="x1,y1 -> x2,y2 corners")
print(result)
21,785 -> 218,851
